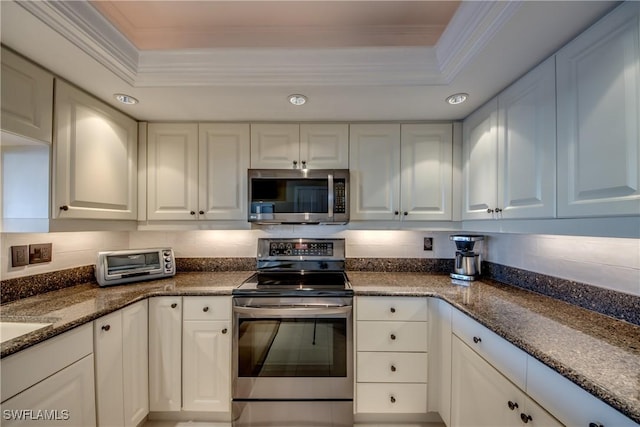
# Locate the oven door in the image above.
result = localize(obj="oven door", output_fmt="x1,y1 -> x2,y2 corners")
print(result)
233,298 -> 353,400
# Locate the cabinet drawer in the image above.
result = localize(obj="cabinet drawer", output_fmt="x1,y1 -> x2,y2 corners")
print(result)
356,383 -> 427,414
357,352 -> 427,383
357,321 -> 427,352
1,323 -> 93,402
357,296 -> 427,321
183,296 -> 231,321
527,355 -> 637,427
452,309 -> 526,390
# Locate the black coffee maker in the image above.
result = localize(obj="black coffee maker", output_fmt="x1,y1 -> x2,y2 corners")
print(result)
450,235 -> 484,281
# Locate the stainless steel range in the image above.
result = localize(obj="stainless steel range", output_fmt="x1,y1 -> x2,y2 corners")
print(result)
232,238 -> 353,427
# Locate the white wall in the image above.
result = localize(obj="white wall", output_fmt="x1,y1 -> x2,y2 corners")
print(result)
2,229 -> 639,297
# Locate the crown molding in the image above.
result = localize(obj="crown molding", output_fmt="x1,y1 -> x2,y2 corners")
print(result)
436,1 -> 523,83
15,0 -> 520,87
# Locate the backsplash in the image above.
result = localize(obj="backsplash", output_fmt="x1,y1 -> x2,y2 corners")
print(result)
2,229 -> 638,297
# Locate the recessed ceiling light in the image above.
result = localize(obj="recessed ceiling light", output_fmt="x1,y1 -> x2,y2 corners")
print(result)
288,94 -> 307,106
446,93 -> 469,105
114,93 -> 139,105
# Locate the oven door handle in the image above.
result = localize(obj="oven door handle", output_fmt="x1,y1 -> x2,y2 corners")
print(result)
233,305 -> 352,316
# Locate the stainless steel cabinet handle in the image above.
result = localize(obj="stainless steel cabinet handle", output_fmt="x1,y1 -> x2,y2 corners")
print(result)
101,324 -> 110,331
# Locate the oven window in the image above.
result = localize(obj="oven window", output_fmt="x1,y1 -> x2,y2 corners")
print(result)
238,318 -> 347,377
250,179 -> 328,213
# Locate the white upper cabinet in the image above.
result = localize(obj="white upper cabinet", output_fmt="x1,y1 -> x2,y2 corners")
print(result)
462,98 -> 499,220
498,57 -> 556,219
1,47 -> 53,144
198,123 -> 250,220
401,124 -> 453,221
251,123 -> 348,169
556,2 -> 640,217
53,80 -> 137,220
351,123 -> 454,221
350,124 -> 401,220
148,123 -> 249,221
463,57 -> 557,220
147,123 -> 199,220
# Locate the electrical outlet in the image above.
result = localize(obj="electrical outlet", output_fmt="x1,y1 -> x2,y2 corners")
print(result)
424,237 -> 434,251
11,245 -> 29,267
29,243 -> 52,264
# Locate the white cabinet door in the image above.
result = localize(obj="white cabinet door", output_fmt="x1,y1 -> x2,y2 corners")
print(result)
557,2 -> 640,217
462,98 -> 499,220
401,124 -> 453,221
1,47 -> 53,143
149,297 -> 182,412
94,310 -> 124,427
122,301 -> 149,427
199,123 -> 250,220
349,124 -> 401,220
451,336 -> 525,427
53,80 -> 137,220
182,320 -> 231,412
427,298 -> 452,426
300,123 -> 349,169
147,123 -> 199,220
498,57 -> 556,219
1,355 -> 96,427
250,123 -> 300,168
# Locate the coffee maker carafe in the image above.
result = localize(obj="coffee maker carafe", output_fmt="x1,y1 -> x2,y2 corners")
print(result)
450,235 -> 484,281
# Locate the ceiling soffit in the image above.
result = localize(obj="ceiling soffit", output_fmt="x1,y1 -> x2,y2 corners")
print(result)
16,1 -> 522,87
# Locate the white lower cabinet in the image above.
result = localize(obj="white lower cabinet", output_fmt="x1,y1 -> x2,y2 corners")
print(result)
182,297 -> 232,413
149,296 -> 182,412
94,300 -> 148,427
355,296 -> 429,418
451,335 -> 561,427
0,324 -> 95,427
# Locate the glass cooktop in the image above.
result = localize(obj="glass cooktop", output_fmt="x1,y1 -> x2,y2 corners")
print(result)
233,272 -> 353,297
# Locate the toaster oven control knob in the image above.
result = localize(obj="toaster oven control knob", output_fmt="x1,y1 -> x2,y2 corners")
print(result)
163,251 -> 171,257
165,262 -> 172,269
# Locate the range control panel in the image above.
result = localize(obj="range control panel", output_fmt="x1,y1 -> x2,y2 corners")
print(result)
257,238 -> 344,260
269,241 -> 333,256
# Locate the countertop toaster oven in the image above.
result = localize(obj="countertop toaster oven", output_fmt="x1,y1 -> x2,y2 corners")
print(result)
95,248 -> 175,287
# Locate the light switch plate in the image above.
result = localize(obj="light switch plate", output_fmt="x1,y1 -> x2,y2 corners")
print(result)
29,243 -> 52,264
11,245 -> 29,267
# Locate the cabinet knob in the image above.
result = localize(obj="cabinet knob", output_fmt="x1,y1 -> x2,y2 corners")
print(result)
473,336 -> 482,344
203,306 -> 209,312
293,160 -> 298,168
394,211 -> 399,216
403,211 -> 408,216
520,413 -> 532,424
390,334 -> 396,341
495,208 -> 503,213
59,205 -> 69,211
390,396 -> 396,404
390,365 -> 397,372
390,307 -> 396,313
487,208 -> 494,214
171,303 -> 178,309
199,210 -> 205,215
507,401 -> 519,411
588,423 -> 604,427
222,328 -> 228,334
101,324 -> 111,331
190,211 -> 196,215
301,160 -> 307,169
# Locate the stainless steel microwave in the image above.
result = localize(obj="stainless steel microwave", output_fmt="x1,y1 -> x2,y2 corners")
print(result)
95,248 -> 176,287
248,169 -> 349,224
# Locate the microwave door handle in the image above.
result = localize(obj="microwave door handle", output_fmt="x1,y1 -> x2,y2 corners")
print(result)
328,173 -> 334,218
233,305 -> 351,317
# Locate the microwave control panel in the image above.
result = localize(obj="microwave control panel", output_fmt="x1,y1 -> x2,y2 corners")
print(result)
334,180 -> 346,214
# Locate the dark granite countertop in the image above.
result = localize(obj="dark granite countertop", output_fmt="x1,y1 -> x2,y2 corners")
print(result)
1,271 -> 638,423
